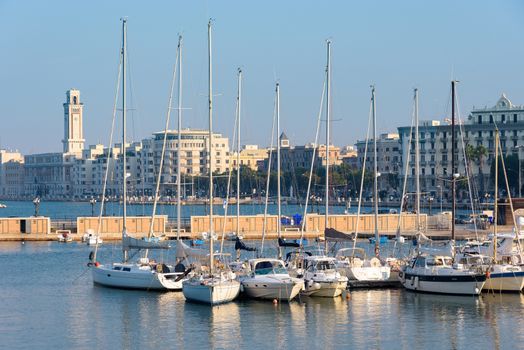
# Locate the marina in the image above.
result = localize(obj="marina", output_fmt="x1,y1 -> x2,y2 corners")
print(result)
1,241 -> 524,349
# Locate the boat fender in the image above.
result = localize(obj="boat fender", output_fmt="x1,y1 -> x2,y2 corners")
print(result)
486,270 -> 490,279
313,282 -> 321,290
89,251 -> 95,261
239,284 -> 244,293
95,262 -> 100,267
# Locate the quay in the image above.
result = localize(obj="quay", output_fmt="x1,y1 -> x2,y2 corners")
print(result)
0,213 -> 493,242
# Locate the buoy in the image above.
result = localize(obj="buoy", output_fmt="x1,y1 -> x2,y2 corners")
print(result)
273,298 -> 278,305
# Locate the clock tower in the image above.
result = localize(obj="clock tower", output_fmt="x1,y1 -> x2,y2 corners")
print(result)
62,89 -> 85,155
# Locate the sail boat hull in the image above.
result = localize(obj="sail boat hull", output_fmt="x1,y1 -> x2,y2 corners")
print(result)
483,265 -> 524,292
182,278 -> 240,305
400,271 -> 486,295
91,264 -> 184,291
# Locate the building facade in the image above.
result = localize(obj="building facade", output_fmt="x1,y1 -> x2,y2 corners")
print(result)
0,150 -> 24,199
398,94 -> 524,200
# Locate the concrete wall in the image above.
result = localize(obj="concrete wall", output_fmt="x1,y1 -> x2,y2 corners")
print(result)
77,216 -> 167,235
0,217 -> 50,234
191,215 -> 279,236
305,213 -> 426,234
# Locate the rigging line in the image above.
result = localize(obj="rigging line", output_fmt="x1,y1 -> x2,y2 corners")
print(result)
219,86 -> 239,255
299,78 -> 326,246
456,91 -> 480,244
93,47 -> 123,262
260,91 -> 278,256
495,126 -> 524,259
352,95 -> 374,254
147,46 -> 180,242
393,94 -> 416,256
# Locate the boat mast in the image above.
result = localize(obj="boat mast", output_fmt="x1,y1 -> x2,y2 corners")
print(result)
451,80 -> 456,242
372,86 -> 380,256
208,20 -> 215,272
414,89 -> 420,231
177,35 -> 183,240
236,68 -> 242,237
276,82 -> 282,258
121,18 -> 128,263
494,129 -> 499,261
324,40 -> 331,254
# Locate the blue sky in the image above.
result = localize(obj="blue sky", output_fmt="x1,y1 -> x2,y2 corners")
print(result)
1,0 -> 524,154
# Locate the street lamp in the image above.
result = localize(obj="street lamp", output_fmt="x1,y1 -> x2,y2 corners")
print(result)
32,196 -> 40,217
428,196 -> 434,216
90,197 -> 97,217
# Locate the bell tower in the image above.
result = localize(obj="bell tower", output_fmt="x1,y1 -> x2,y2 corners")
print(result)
62,89 -> 85,155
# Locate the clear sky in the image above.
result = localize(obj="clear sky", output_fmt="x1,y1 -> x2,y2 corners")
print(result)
1,0 -> 524,154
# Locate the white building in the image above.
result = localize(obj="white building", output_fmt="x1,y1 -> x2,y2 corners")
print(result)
398,94 -> 524,199
0,150 -> 24,199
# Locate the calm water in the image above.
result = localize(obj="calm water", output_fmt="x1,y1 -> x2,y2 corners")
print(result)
0,241 -> 523,350
0,200 -> 465,220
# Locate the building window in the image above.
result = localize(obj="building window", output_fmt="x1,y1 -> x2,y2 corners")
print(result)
501,114 -> 505,123
478,115 -> 482,124
478,131 -> 482,138
514,114 -> 518,123
489,115 -> 493,124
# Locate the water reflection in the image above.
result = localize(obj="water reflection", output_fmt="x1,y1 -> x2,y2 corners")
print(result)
2,242 -> 524,349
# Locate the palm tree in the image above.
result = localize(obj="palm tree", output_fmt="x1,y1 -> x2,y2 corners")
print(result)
476,145 -> 488,195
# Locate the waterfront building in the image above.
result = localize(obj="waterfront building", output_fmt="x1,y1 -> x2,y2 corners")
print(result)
267,132 -> 341,172
339,145 -> 358,168
398,94 -> 524,200
0,150 -> 24,199
231,145 -> 269,171
355,133 -> 401,192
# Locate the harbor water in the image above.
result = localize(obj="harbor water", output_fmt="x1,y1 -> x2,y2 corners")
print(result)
1,241 -> 523,349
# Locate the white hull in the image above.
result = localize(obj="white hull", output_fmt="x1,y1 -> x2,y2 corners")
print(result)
91,264 -> 184,290
183,278 -> 240,305
301,280 -> 347,298
242,279 -> 304,301
345,266 -> 391,282
86,237 -> 103,245
483,270 -> 524,292
401,273 -> 485,295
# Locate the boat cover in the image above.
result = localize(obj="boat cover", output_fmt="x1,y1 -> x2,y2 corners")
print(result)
235,237 -> 257,251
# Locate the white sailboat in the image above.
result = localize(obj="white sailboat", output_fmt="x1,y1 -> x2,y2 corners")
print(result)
296,41 -> 347,297
182,20 -> 241,305
457,131 -> 524,292
400,81 -> 487,295
91,20 -> 187,291
335,86 -> 391,285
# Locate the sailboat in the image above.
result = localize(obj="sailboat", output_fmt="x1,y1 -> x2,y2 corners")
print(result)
457,130 -> 524,292
335,86 -> 390,285
90,20 -> 187,291
182,20 -> 241,305
400,81 -> 487,295
239,81 -> 304,301
292,41 -> 347,298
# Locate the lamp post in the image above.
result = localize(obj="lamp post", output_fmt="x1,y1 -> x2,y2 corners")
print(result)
32,196 -> 40,217
428,196 -> 434,216
90,197 -> 97,217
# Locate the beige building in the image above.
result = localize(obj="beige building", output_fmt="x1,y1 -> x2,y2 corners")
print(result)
268,133 -> 341,171
231,145 -> 268,171
0,150 -> 24,199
